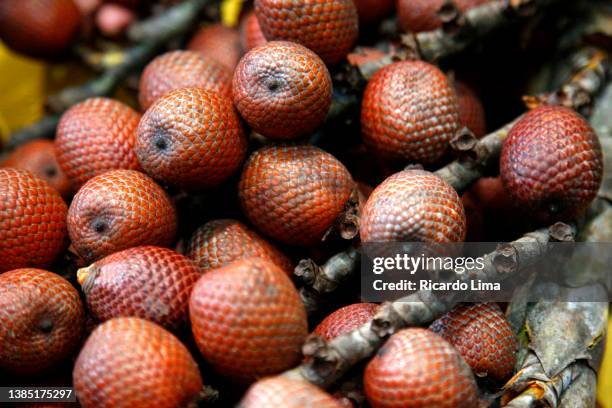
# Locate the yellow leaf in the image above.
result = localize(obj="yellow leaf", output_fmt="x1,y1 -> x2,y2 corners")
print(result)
599,316 -> 612,407
221,0 -> 244,27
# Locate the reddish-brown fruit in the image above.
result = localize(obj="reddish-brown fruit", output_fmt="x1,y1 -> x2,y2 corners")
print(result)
354,0 -> 395,25
67,169 -> 177,263
233,41 -> 332,139
78,246 -> 201,332
55,97 -> 142,189
73,317 -> 203,408
361,61 -> 461,164
239,377 -> 344,408
455,81 -> 487,138
360,169 -> 466,242
430,303 -> 517,382
239,145 -> 354,247
314,303 -> 379,340
397,0 -> 490,33
186,219 -> 293,274
364,328 -> 478,408
0,0 -> 80,58
1,140 -> 72,198
0,168 -> 67,272
138,50 -> 233,111
136,87 -> 247,190
255,0 -> 359,65
187,23 -> 242,70
500,105 -> 603,222
0,268 -> 84,375
240,12 -> 267,52
189,257 -> 307,383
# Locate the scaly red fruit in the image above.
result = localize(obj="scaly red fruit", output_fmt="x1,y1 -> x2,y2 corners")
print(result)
0,168 -> 67,272
240,12 -> 267,52
239,145 -> 354,247
136,87 -> 247,190
77,246 -> 201,332
455,81 -> 487,138
500,105 -> 603,222
67,169 -> 177,263
73,317 -> 203,408
0,268 -> 84,375
55,97 -> 141,188
138,50 -> 233,111
361,61 -> 461,164
314,303 -> 379,340
189,257 -> 307,383
354,0 -> 395,25
233,41 -> 333,139
430,303 -> 517,382
186,219 -> 293,274
187,23 -> 242,70
360,169 -> 466,242
239,377 -> 344,408
397,0 -> 490,33
364,328 -> 478,408
255,0 -> 359,65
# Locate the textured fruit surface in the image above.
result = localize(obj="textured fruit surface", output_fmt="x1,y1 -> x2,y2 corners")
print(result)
78,246 -> 201,332
55,97 -> 141,188
233,41 -> 333,139
0,268 -> 84,375
354,0 -> 394,24
0,0 -> 80,58
187,23 -> 242,70
136,87 -> 247,190
360,169 -> 466,242
500,105 -> 603,222
189,257 -> 307,383
138,50 -> 232,111
0,168 -> 67,272
397,0 -> 490,32
361,61 -> 461,164
186,219 -> 293,274
314,303 -> 379,340
455,81 -> 486,138
241,12 -> 267,52
73,317 -> 202,408
1,139 -> 72,198
255,0 -> 359,65
364,328 -> 478,408
239,377 -> 343,408
239,145 -> 353,247
430,303 -> 517,382
67,169 -> 177,263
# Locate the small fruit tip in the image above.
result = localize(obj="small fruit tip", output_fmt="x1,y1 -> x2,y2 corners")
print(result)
77,266 -> 92,287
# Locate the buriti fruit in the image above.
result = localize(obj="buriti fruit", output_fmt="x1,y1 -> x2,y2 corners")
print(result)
397,0 -> 490,33
238,377 -> 344,408
364,328 -> 478,408
138,50 -> 232,111
189,257 -> 307,383
360,169 -> 466,242
67,169 -> 177,263
136,87 -> 247,190
238,145 -> 354,247
0,168 -> 67,272
0,268 -> 84,375
77,246 -> 201,332
187,23 -> 242,70
254,0 -> 358,65
55,97 -> 141,188
455,81 -> 487,138
186,219 -> 293,274
430,303 -> 517,382
233,41 -> 332,140
313,303 -> 380,341
240,12 -> 267,52
354,0 -> 395,25
361,61 -> 461,164
500,105 -> 603,222
73,317 -> 203,408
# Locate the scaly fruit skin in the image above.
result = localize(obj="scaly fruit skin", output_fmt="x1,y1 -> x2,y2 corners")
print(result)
240,12 -> 267,52
239,377 -> 344,408
136,87 -> 247,190
355,0 -> 394,25
455,81 -> 487,138
397,0 -> 489,33
1,140 -> 72,198
314,303 -> 379,341
78,246 -> 201,332
364,328 -> 478,408
430,303 -> 517,382
500,105 -> 603,222
67,169 -> 177,263
187,23 -> 242,70
189,257 -> 308,383
186,219 -> 293,274
0,268 -> 84,375
239,145 -> 354,247
255,0 -> 358,65
360,169 -> 466,242
361,61 -> 461,164
55,97 -> 141,189
138,50 -> 233,111
0,169 -> 67,272
73,317 -> 203,408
